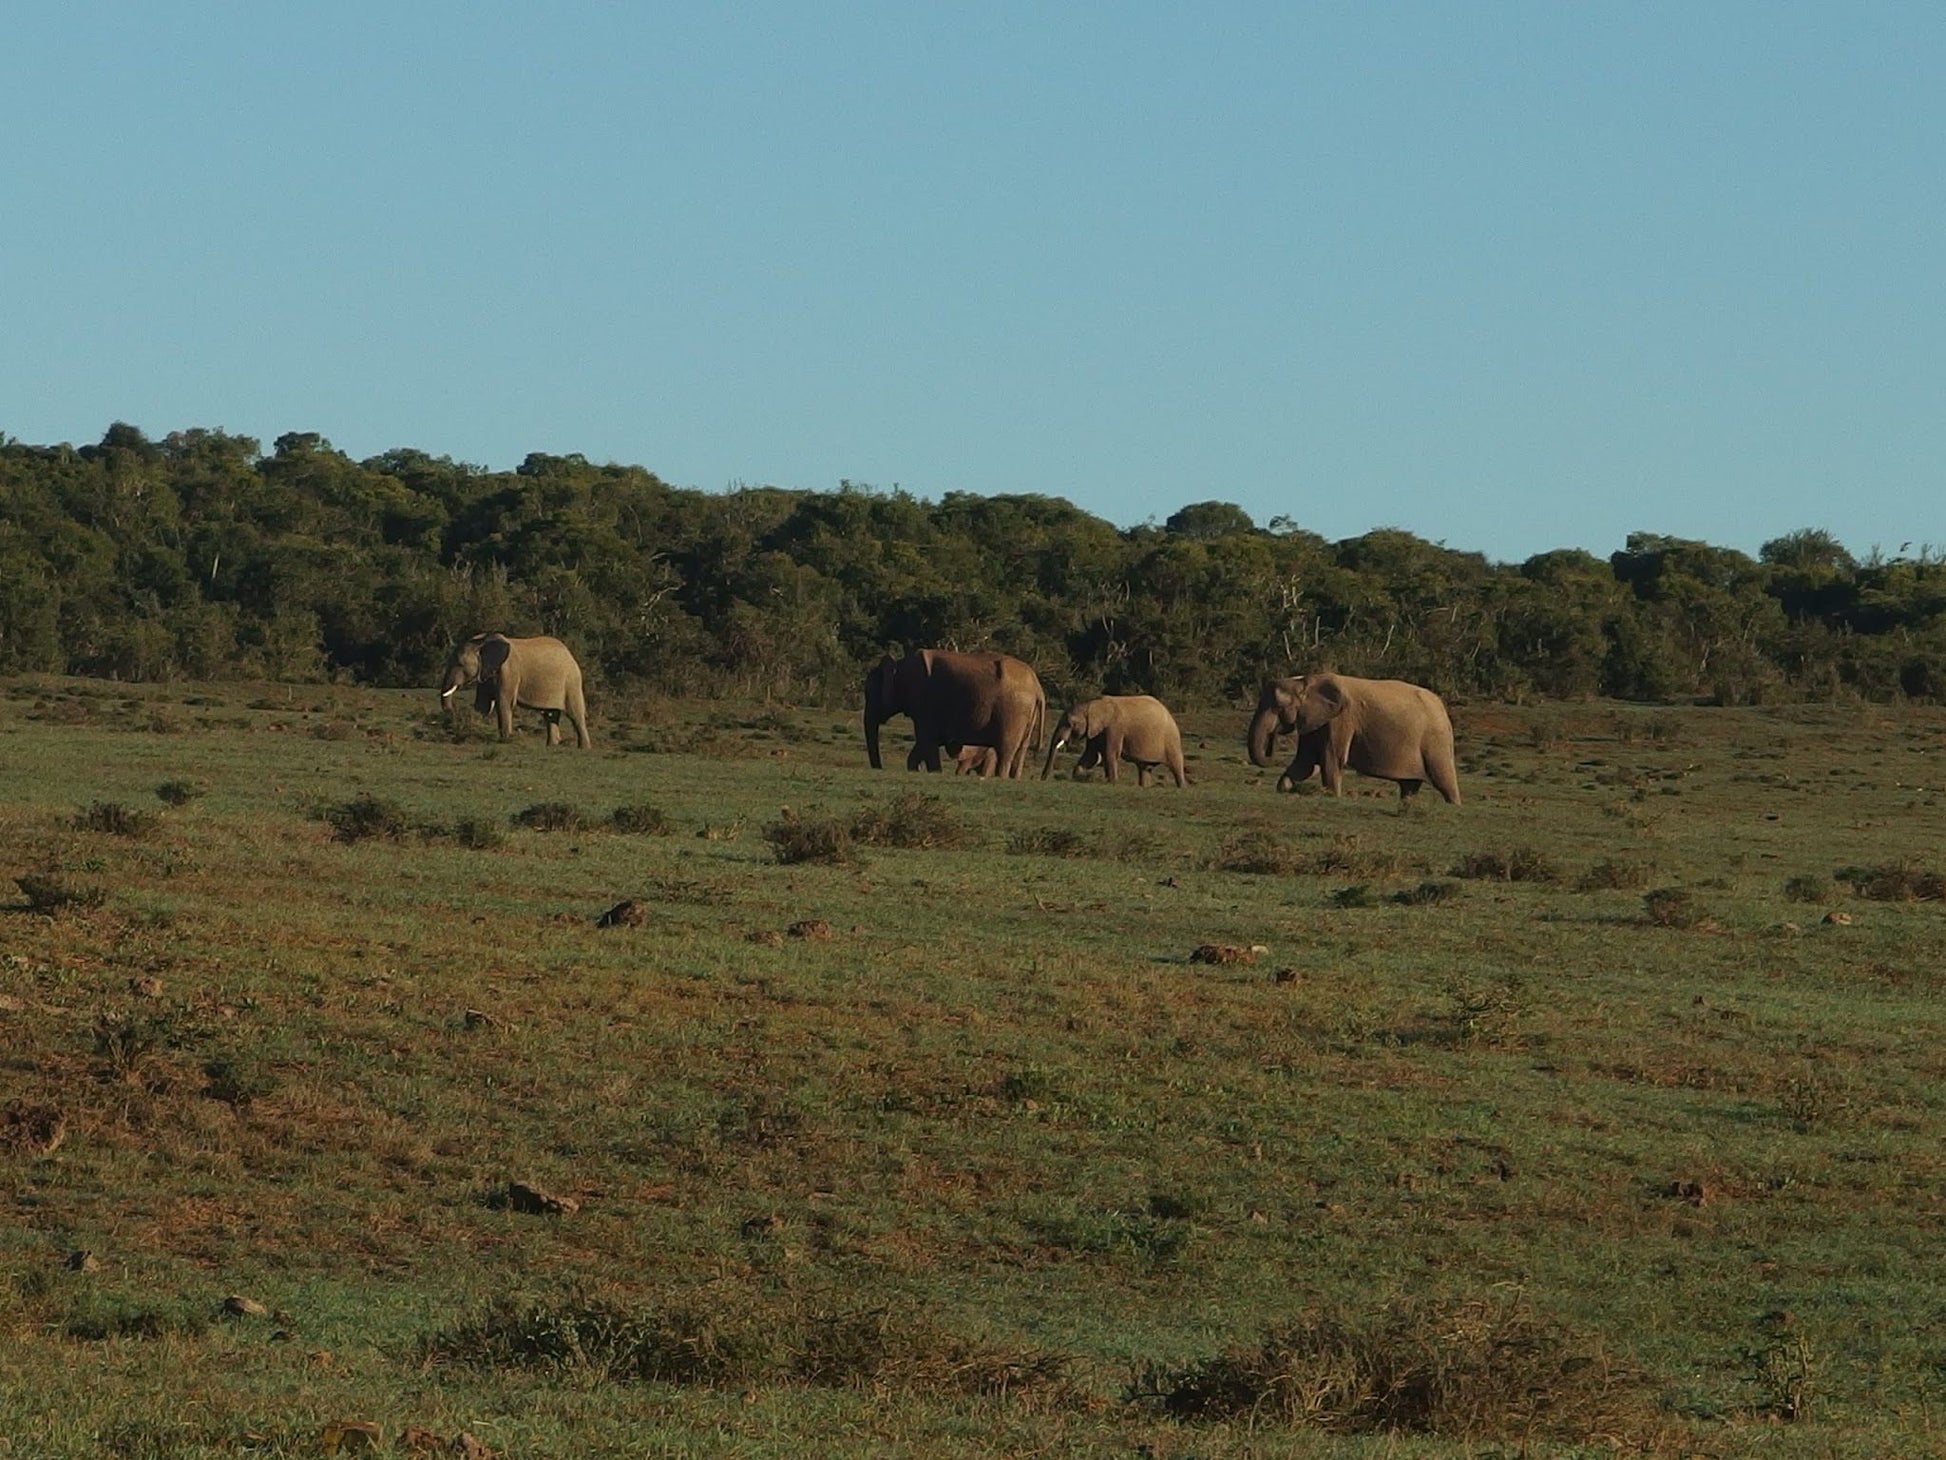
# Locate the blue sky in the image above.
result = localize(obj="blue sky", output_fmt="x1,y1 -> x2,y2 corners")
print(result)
4,2 -> 1941,561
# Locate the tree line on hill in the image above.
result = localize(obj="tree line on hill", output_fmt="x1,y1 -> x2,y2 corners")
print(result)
2,423 -> 1942,707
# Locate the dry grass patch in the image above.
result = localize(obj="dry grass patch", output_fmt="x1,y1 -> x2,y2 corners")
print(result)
1450,847 -> 1561,884
764,809 -> 855,866
70,800 -> 158,837
1132,1293 -> 1661,1442
1836,861 -> 1945,902
14,872 -> 106,914
848,791 -> 971,850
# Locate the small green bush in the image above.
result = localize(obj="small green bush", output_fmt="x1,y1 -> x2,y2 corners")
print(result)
1783,873 -> 1833,904
763,811 -> 854,866
1392,879 -> 1461,906
325,794 -> 411,843
513,802 -> 586,833
1643,887 -> 1701,928
610,803 -> 672,836
70,801 -> 156,837
1212,830 -> 1297,875
1835,861 -> 1945,902
1451,847 -> 1560,884
849,792 -> 970,850
154,779 -> 206,807
16,873 -> 106,915
1007,825 -> 1092,858
1578,859 -> 1652,892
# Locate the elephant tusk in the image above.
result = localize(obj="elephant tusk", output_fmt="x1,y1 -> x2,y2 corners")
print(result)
440,686 -> 457,700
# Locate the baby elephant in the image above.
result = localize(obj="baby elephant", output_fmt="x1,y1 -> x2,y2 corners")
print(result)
1042,695 -> 1187,787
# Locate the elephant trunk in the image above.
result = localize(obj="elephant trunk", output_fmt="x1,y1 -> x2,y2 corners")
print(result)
1041,728 -> 1068,780
1247,705 -> 1283,767
863,708 -> 885,770
439,662 -> 468,710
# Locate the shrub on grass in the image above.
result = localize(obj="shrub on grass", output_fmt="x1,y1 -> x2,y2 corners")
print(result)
609,803 -> 672,836
1643,887 -> 1702,928
154,779 -> 205,807
16,873 -> 105,915
848,792 -> 970,850
423,1294 -> 771,1386
1212,829 -> 1298,875
1783,874 -> 1833,904
513,802 -> 586,833
1578,859 -> 1652,892
1007,825 -> 1092,858
324,794 -> 410,843
1392,879 -> 1461,906
70,800 -> 157,837
1835,861 -> 1946,902
1450,847 -> 1560,884
763,811 -> 854,866
1131,1294 -> 1659,1441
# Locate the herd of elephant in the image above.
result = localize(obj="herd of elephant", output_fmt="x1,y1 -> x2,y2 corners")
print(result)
440,635 -> 1463,804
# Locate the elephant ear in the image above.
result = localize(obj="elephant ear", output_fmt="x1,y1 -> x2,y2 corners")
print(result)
478,637 -> 512,675
1300,677 -> 1349,728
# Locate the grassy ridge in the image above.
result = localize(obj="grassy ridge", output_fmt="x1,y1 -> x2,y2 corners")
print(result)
2,677 -> 1944,1456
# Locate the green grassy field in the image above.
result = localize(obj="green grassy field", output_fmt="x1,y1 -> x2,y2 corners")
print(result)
2,676 -> 1944,1457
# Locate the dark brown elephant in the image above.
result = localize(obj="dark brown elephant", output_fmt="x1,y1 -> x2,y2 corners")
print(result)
863,649 -> 1045,778
1246,673 -> 1459,803
440,633 -> 590,747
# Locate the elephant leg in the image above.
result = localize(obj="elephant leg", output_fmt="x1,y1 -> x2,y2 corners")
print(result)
1168,749 -> 1187,787
1136,762 -> 1153,788
495,692 -> 516,741
1101,731 -> 1121,783
543,709 -> 563,746
1397,778 -> 1423,801
1427,750 -> 1462,805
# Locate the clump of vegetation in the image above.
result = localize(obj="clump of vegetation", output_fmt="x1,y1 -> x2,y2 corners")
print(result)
1835,861 -> 1945,902
70,800 -> 157,837
16,873 -> 106,915
1329,885 -> 1377,909
1783,873 -> 1834,904
848,792 -> 970,850
1643,887 -> 1702,928
1301,835 -> 1427,879
422,1294 -> 771,1386
1130,1294 -> 1659,1441
1450,847 -> 1561,883
324,793 -> 411,843
513,802 -> 587,833
1007,825 -> 1092,858
763,810 -> 854,866
1392,879 -> 1461,906
153,779 -> 206,807
1578,859 -> 1652,892
202,1055 -> 278,1108
451,815 -> 507,850
1211,829 -> 1298,875
610,803 -> 672,836
423,1292 -> 1074,1405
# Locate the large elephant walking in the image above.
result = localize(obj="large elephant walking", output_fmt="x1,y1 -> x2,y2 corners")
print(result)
1042,694 -> 1187,787
863,649 -> 1045,778
440,633 -> 590,747
1247,674 -> 1459,803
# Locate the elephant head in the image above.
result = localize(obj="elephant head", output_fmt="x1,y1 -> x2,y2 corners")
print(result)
863,653 -> 915,770
441,633 -> 511,714
440,634 -> 489,710
1247,675 -> 1346,765
1041,704 -> 1097,779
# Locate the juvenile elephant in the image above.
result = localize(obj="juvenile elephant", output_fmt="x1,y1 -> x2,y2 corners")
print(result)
440,632 -> 590,747
863,649 -> 1045,778
1042,695 -> 1187,787
1246,673 -> 1459,803
952,744 -> 999,776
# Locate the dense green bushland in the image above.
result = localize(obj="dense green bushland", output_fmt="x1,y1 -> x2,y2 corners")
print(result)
4,422 -> 1945,705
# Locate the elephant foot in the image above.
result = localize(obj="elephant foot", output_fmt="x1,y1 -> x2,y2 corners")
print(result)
1275,776 -> 1293,793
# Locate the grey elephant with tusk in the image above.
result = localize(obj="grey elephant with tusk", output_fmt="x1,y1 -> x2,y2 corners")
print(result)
1042,694 -> 1188,787
440,632 -> 590,747
1246,673 -> 1459,803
